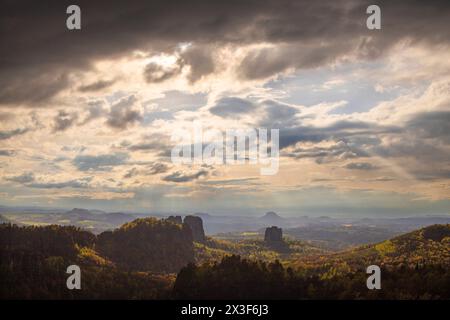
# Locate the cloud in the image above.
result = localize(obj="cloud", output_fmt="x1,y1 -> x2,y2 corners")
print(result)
79,99 -> 107,125
1,1 -> 450,106
285,140 -> 367,164
106,95 -> 142,129
0,112 -> 15,122
200,177 -> 260,186
52,110 -> 78,132
147,162 -> 170,175
0,128 -> 29,140
0,71 -> 70,106
345,162 -> 378,170
238,42 -> 351,80
278,119 -> 399,149
144,60 -> 183,83
406,111 -> 450,143
123,167 -> 139,179
258,99 -> 300,128
126,134 -> 172,157
181,45 -> 215,82
5,172 -> 35,183
73,152 -> 129,171
78,79 -> 115,92
413,170 -> 450,181
27,178 -> 92,189
123,162 -> 169,178
209,97 -> 258,118
163,169 -> 208,182
0,150 -> 15,156
147,90 -> 207,111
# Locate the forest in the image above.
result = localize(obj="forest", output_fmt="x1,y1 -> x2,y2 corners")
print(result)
0,220 -> 449,299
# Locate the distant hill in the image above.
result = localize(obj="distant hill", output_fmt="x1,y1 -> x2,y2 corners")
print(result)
284,224 -> 399,250
104,212 -> 135,225
194,212 -> 212,220
291,224 -> 450,271
65,208 -> 98,221
259,211 -> 285,225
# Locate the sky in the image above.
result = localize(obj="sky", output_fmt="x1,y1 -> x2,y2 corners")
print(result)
0,0 -> 449,216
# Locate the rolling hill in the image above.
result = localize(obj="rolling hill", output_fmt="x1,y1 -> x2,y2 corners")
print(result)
1,219 -> 449,299
174,224 -> 450,299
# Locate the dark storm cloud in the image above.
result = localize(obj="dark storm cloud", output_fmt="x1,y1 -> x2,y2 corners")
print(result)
0,128 -> 29,140
0,71 -> 70,106
78,79 -> 115,92
2,0 -> 449,106
163,169 -> 208,182
210,97 -> 258,118
72,152 -> 129,171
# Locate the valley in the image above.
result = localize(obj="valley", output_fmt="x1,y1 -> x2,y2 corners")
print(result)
0,209 -> 449,299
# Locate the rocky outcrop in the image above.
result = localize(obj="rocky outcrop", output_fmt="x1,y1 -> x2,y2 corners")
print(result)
166,215 -> 182,224
183,215 -> 206,242
264,226 -> 283,243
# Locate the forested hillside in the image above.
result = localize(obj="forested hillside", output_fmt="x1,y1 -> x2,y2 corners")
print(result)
0,219 -> 192,299
1,222 -> 449,299
174,225 -> 450,299
97,217 -> 194,272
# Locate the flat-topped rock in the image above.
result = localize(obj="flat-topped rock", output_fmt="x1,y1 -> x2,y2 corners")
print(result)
264,226 -> 283,243
183,215 -> 206,242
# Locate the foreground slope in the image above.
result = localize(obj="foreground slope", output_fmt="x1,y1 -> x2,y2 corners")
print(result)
0,218 -> 194,299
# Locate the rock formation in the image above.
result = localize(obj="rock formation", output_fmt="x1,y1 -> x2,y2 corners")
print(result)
183,215 -> 206,242
166,215 -> 182,224
264,226 -> 283,243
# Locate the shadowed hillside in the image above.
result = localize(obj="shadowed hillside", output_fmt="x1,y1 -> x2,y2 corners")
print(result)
0,218 -> 195,299
97,217 -> 194,272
